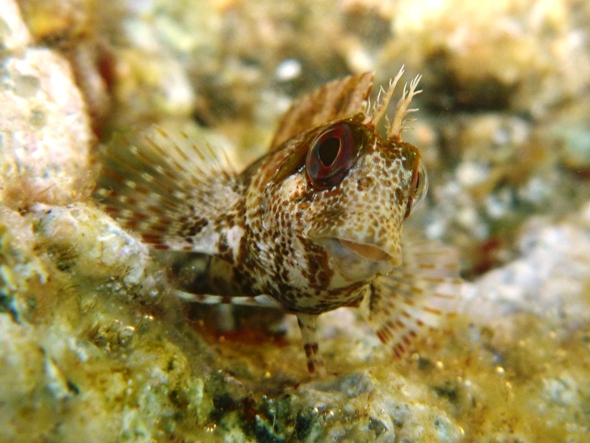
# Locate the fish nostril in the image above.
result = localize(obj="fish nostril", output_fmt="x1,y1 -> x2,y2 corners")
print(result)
357,176 -> 374,191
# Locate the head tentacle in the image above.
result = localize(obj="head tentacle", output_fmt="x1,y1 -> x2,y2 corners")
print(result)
364,66 -> 423,143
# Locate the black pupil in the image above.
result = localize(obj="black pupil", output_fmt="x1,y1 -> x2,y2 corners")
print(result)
318,137 -> 340,166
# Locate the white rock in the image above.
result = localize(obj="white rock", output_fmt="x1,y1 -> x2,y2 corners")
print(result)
0,0 -> 31,52
0,48 -> 93,207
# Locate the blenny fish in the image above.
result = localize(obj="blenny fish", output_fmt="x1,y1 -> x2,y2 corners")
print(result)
96,68 -> 460,375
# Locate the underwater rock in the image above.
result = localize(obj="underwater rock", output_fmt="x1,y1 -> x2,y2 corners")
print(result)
0,202 -> 216,442
0,45 -> 93,208
386,0 -> 590,117
463,203 -> 590,331
0,0 -> 31,51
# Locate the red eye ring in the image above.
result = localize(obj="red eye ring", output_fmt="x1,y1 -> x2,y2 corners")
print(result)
305,122 -> 360,189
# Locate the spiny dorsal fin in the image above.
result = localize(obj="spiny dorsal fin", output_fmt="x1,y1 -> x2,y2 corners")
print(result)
95,125 -> 244,253
361,236 -> 461,358
269,72 -> 374,151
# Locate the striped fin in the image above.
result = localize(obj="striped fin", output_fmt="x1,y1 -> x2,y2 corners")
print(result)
297,313 -> 326,376
269,72 -> 374,151
94,125 -> 244,253
174,290 -> 281,308
362,237 -> 461,358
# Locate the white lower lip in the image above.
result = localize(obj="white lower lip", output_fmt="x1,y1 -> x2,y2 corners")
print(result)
315,237 -> 393,263
338,239 -> 390,262
315,237 -> 395,282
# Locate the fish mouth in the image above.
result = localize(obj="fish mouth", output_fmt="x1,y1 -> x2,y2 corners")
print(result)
315,237 -> 400,266
314,237 -> 398,282
337,239 -> 391,262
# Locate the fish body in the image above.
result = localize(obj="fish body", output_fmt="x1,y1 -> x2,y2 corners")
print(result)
97,68 -> 460,374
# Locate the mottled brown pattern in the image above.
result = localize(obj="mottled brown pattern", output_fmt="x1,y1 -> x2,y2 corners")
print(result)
94,69 -> 461,375
269,72 -> 374,150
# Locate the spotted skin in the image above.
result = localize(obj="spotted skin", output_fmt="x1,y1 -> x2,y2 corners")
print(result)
95,68 -> 461,375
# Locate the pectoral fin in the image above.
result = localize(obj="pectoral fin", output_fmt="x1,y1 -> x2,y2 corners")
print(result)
362,236 -> 462,358
95,125 -> 244,254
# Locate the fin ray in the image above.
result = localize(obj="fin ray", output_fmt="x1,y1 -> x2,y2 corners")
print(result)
174,290 -> 282,308
362,237 -> 461,358
297,313 -> 326,376
269,72 -> 374,151
95,126 -> 243,253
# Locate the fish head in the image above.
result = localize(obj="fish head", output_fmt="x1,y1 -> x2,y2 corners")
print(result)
247,70 -> 427,289
255,113 -> 427,286
302,115 -> 426,282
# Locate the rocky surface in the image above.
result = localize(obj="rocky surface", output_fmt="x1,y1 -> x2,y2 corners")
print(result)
0,34 -> 93,207
1,0 -> 590,442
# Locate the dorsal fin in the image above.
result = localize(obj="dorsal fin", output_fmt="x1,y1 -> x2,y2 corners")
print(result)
269,72 -> 374,151
94,125 -> 243,253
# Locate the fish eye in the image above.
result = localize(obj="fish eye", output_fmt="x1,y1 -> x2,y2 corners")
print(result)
404,162 -> 428,219
306,122 -> 359,189
413,163 -> 428,208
